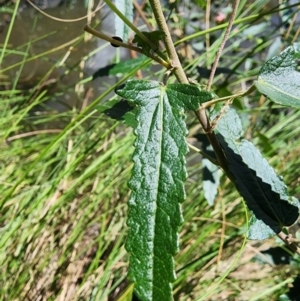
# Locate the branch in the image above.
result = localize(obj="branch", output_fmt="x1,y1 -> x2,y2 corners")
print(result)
148,0 -> 230,174
148,0 -> 188,84
277,231 -> 300,255
103,0 -> 168,61
84,25 -> 170,68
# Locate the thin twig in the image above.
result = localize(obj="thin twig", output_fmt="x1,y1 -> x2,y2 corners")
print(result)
133,0 -> 153,31
206,0 -> 241,91
104,0 -> 167,61
201,85 -> 256,109
84,25 -> 170,68
277,231 -> 300,255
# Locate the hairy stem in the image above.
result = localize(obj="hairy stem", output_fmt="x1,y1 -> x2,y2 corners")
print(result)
148,0 -> 188,84
148,0 -> 229,171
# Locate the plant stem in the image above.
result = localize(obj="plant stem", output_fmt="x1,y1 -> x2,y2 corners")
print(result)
148,0 -> 229,173
195,0 -> 241,175
206,0 -> 241,91
277,232 -> 300,255
201,85 -> 256,108
148,0 -> 188,84
103,0 -> 168,61
84,25 -> 170,68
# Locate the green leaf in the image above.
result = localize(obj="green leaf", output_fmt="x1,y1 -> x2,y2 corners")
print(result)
115,80 -> 213,300
165,83 -> 215,110
132,31 -> 165,55
92,57 -> 148,79
109,56 -> 149,75
97,98 -> 137,128
215,107 -> 299,237
254,43 -> 300,108
115,0 -> 133,41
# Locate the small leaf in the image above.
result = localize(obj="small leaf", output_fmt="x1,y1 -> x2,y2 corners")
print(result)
109,56 -> 148,75
255,43 -> 300,108
132,31 -> 165,55
97,98 -> 137,128
115,0 -> 133,41
92,64 -> 116,80
166,83 -> 215,110
115,79 -> 213,300
92,57 -> 148,79
215,107 -> 299,236
103,99 -> 133,120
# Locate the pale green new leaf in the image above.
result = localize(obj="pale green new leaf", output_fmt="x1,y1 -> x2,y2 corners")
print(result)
255,43 -> 300,108
115,80 -> 213,301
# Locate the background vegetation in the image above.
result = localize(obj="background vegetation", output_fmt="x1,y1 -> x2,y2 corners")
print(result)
0,0 -> 299,300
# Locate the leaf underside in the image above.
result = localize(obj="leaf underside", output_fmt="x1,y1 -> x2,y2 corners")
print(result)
115,79 -> 214,300
215,107 -> 299,238
255,42 -> 300,108
194,133 -> 219,206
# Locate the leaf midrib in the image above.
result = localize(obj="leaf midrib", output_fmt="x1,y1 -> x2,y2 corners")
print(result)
149,85 -> 164,298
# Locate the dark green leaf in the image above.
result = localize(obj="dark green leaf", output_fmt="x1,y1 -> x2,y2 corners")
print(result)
109,56 -> 149,75
132,31 -> 165,55
103,99 -> 133,120
215,107 -> 299,237
255,43 -> 300,108
92,64 -> 116,80
115,79 -> 213,300
165,83 -> 215,110
97,98 -> 137,128
92,57 -> 148,79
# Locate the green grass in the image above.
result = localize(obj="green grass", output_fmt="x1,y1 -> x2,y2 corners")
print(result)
0,0 -> 299,300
